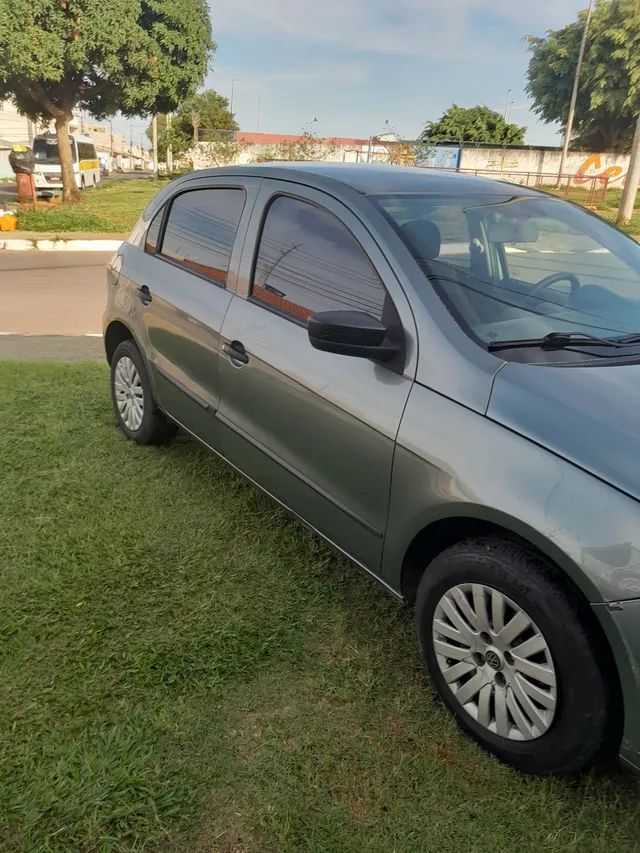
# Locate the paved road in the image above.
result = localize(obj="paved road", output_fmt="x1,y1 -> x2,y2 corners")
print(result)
0,252 -> 110,349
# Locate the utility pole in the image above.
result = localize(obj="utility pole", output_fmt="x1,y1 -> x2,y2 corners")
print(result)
503,89 -> 512,121
129,120 -> 133,171
230,79 -> 238,115
617,115 -> 640,225
558,0 -> 594,181
152,115 -> 158,179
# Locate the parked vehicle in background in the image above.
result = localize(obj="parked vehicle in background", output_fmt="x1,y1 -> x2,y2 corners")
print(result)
33,132 -> 100,194
134,163 -> 144,171
104,162 -> 640,776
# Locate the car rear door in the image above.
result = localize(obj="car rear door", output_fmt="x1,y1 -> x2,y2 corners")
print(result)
125,177 -> 259,444
216,180 -> 417,574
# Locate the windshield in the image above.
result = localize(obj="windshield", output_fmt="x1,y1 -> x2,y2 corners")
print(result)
373,192 -> 640,350
33,137 -> 76,165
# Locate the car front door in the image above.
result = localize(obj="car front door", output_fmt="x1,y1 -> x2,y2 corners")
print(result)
216,181 -> 417,574
127,178 -> 259,444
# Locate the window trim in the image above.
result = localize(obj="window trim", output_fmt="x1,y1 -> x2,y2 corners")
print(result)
248,192 -> 390,326
144,204 -> 167,255
145,185 -> 247,289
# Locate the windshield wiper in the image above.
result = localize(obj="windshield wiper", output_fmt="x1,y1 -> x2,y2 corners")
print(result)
487,332 -> 629,352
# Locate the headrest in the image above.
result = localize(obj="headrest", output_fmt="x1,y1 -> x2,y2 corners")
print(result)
400,219 -> 442,260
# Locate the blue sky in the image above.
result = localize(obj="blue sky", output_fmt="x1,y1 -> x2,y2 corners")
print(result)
203,0 -> 589,145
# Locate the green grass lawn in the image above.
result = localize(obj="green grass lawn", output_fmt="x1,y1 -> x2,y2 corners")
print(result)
16,178 -> 168,233
2,362 -> 640,852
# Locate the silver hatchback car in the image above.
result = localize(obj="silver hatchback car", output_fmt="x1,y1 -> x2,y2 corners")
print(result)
105,163 -> 640,775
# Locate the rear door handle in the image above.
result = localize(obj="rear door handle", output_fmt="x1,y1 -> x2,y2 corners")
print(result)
138,285 -> 152,305
223,340 -> 249,366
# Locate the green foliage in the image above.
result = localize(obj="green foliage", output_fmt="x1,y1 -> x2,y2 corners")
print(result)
148,89 -> 238,161
0,0 -> 213,120
0,0 -> 213,197
527,0 -> 640,151
420,105 -> 526,145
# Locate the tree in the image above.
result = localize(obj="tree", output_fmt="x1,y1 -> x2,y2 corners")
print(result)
149,89 -> 237,163
0,0 -> 213,200
526,0 -> 640,152
420,105 -> 526,145
254,122 -> 337,163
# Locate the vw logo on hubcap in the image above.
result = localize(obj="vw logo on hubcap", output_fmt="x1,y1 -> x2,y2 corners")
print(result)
485,649 -> 502,671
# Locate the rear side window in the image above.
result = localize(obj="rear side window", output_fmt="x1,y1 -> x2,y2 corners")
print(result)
145,207 -> 164,253
160,188 -> 245,285
251,196 -> 386,322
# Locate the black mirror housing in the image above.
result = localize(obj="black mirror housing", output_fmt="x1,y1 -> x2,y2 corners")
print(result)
307,310 -> 400,361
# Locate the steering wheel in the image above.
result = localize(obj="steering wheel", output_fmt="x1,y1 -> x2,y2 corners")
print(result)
529,272 -> 580,298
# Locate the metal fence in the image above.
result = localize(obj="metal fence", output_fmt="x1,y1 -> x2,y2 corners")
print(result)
421,167 -> 610,206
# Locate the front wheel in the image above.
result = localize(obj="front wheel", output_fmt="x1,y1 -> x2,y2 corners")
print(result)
415,537 -> 619,774
110,339 -> 177,445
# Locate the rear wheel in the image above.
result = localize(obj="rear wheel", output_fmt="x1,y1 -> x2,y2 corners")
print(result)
415,537 -> 618,774
110,339 -> 177,445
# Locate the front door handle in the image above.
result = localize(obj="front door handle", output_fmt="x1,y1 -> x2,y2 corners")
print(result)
138,285 -> 152,305
223,340 -> 249,366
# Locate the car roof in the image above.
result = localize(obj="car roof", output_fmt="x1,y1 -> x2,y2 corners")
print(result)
188,161 -> 546,198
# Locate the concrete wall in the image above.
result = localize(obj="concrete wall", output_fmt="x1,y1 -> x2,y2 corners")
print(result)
457,145 -> 631,187
190,140 -> 391,170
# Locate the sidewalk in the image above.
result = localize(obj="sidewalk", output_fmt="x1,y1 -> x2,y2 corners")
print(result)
0,231 -> 127,251
0,334 -> 104,361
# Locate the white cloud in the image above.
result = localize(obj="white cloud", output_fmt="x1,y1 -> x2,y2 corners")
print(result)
213,0 -> 585,57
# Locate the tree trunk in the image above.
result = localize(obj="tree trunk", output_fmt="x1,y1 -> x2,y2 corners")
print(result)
55,113 -> 82,202
617,115 -> 640,226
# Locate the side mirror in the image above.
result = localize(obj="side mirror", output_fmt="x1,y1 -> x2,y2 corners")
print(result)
307,310 -> 400,361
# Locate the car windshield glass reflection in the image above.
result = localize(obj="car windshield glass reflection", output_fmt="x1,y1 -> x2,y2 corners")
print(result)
373,193 -> 640,348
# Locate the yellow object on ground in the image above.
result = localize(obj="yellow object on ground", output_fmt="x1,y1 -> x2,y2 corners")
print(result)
0,213 -> 17,231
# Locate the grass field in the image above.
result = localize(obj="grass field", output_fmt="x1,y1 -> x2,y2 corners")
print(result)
13,174 -> 640,237
16,178 -> 168,233
2,362 -> 640,852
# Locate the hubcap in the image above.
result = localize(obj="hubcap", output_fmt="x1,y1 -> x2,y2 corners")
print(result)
114,356 -> 144,431
432,583 -> 557,741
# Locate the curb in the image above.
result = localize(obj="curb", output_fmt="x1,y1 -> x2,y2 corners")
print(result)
0,237 -> 123,251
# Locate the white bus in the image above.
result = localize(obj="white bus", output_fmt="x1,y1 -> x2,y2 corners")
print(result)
33,133 -> 101,193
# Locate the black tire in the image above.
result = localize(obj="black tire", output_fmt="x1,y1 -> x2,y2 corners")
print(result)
415,537 -> 619,775
110,339 -> 177,445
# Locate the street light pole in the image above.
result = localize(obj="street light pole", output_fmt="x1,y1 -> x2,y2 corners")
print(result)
558,0 -> 594,181
503,89 -> 512,121
166,113 -> 173,173
230,79 -> 239,115
152,115 -> 158,179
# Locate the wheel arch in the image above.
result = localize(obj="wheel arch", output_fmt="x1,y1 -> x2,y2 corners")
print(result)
399,509 -> 602,608
104,319 -> 139,364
